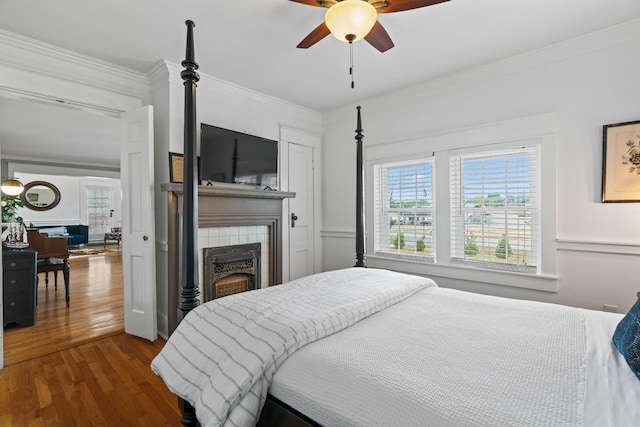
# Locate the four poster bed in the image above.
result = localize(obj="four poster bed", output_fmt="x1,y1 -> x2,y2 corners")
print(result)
151,21 -> 640,427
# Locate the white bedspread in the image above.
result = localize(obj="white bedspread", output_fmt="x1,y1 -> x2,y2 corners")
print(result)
151,267 -> 435,427
271,287 -> 591,427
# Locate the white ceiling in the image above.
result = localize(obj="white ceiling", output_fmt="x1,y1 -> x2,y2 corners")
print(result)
0,0 -> 639,167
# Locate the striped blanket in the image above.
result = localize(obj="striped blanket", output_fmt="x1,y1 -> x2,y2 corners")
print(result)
151,267 -> 435,427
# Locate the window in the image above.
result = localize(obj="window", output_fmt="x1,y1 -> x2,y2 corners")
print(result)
85,185 -> 116,241
373,158 -> 434,261
450,146 -> 538,273
366,114 -> 555,290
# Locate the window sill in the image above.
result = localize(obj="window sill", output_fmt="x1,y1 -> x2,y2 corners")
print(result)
366,254 -> 559,293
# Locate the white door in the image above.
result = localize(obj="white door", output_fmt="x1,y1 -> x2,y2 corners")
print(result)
288,143 -> 315,281
121,105 -> 157,341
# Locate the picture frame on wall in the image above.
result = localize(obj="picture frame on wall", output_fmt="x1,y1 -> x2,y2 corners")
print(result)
602,120 -> 640,202
169,152 -> 200,184
169,152 -> 184,183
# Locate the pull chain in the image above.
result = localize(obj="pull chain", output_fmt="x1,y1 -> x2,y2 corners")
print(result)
349,41 -> 354,89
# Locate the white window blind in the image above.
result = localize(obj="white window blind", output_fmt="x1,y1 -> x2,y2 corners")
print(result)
374,158 -> 434,261
450,146 -> 538,273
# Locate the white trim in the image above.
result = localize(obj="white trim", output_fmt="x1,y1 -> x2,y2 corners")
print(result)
321,229 -> 356,239
0,30 -> 146,115
0,29 -> 149,99
367,255 -> 559,293
557,239 -> 640,255
158,61 -> 321,121
365,113 -> 556,161
8,162 -> 120,179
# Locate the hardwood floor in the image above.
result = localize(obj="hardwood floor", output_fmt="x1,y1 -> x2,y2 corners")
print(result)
1,250 -> 183,426
4,249 -> 124,366
0,333 -> 181,426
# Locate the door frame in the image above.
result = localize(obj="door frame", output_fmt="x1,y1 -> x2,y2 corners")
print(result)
0,33 -> 148,368
279,126 -> 322,282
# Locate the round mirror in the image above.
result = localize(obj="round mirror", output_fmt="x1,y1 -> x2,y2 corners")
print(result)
20,181 -> 61,211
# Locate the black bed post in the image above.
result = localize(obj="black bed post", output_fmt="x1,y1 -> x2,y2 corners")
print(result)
354,106 -> 367,268
179,19 -> 200,427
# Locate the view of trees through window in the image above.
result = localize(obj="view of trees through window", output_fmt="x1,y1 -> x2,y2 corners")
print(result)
375,147 -> 537,273
451,149 -> 537,272
375,160 -> 433,259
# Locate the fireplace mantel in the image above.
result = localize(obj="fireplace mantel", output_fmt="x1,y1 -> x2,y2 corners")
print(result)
163,182 -> 295,334
161,183 -> 295,201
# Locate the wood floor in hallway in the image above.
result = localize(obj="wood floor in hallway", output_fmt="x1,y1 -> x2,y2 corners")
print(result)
3,249 -> 124,366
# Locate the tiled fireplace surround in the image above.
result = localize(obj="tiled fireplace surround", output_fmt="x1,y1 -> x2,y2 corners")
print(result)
164,183 -> 294,334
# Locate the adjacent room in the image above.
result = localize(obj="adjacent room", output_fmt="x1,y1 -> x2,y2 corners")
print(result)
0,0 -> 639,425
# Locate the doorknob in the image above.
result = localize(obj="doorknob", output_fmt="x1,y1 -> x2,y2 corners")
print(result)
143,235 -> 149,241
291,213 -> 298,228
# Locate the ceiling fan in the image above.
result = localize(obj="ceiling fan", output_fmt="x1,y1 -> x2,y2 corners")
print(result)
291,0 -> 450,53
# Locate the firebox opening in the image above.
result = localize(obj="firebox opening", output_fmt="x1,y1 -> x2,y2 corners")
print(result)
216,273 -> 251,298
203,243 -> 261,301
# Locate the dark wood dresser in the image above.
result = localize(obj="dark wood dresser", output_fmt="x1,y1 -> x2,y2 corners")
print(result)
3,248 -> 37,327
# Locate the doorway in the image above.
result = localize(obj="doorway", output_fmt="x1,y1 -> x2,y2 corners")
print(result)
288,143 -> 315,281
0,96 -> 126,367
280,127 -> 322,282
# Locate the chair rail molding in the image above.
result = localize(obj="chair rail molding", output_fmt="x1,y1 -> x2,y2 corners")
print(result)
556,238 -> 640,255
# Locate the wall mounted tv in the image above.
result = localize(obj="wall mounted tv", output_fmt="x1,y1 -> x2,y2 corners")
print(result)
199,123 -> 278,188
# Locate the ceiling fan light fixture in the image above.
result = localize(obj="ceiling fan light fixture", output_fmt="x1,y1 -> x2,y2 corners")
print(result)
325,0 -> 377,43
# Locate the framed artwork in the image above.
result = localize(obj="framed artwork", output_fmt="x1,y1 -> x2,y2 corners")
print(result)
169,152 -> 200,184
169,152 -> 184,183
602,120 -> 640,202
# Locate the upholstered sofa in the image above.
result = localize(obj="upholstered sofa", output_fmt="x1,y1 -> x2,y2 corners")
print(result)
37,224 -> 89,246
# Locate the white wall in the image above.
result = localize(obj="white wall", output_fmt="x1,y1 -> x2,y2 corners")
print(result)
321,19 -> 640,313
13,173 -> 81,224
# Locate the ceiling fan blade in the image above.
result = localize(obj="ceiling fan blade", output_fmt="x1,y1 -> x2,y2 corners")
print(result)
289,0 -> 334,8
375,0 -> 449,14
297,22 -> 332,48
364,21 -> 394,52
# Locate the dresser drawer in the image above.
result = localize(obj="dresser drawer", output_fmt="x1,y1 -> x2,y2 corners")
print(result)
3,256 -> 34,270
3,290 -> 29,308
3,298 -> 35,327
3,269 -> 31,289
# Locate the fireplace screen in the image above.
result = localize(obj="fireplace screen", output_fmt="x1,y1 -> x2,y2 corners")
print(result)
203,243 -> 261,301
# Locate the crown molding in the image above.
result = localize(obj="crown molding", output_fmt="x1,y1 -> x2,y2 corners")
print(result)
154,60 -> 321,120
147,60 -> 173,92
5,155 -> 120,172
0,29 -> 149,100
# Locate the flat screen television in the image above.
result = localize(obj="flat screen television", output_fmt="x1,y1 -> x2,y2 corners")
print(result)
199,123 -> 278,188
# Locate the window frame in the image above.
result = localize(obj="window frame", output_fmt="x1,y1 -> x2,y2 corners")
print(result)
449,144 -> 539,274
372,157 -> 435,262
364,113 -> 558,292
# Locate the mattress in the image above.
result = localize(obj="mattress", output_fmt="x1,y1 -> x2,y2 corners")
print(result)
270,287 -> 640,427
